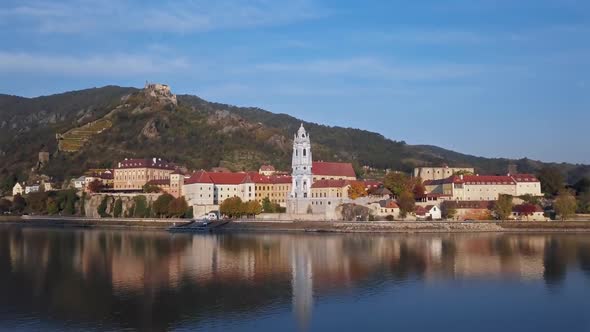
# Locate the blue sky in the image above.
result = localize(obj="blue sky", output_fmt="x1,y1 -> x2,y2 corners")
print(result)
1,0 -> 589,164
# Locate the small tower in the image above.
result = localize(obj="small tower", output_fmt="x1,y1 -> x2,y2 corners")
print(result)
290,124 -> 313,199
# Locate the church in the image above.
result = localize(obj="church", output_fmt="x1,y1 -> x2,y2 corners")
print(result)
287,125 -> 357,219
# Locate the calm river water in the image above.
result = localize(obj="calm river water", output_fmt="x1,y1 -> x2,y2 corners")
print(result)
0,226 -> 588,332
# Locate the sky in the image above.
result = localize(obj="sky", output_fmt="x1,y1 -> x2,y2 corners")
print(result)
1,0 -> 589,164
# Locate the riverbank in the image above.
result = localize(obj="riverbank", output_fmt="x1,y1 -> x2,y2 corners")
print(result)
2,216 -> 590,233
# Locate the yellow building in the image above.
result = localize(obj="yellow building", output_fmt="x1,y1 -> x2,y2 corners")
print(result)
113,158 -> 176,191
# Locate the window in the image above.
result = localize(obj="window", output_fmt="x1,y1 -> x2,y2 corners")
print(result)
303,149 -> 306,156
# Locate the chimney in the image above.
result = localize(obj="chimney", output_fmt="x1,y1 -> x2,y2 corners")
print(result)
459,174 -> 464,180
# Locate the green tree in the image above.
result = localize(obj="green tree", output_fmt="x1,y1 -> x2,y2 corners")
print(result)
441,203 -> 457,220
577,192 -> 590,214
12,194 -> 26,214
537,167 -> 564,197
554,190 -> 577,221
261,197 -> 274,213
47,197 -> 59,215
142,183 -> 161,193
113,198 -> 123,218
494,194 -> 514,220
168,196 -> 189,218
153,193 -> 174,217
0,199 -> 12,214
397,191 -> 415,220
26,192 -> 49,214
97,195 -> 110,217
133,195 -> 148,218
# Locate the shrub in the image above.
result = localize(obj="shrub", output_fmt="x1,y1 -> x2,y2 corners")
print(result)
113,198 -> 123,218
385,215 -> 394,221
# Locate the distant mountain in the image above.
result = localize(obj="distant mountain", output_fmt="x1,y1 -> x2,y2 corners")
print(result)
0,85 -> 588,190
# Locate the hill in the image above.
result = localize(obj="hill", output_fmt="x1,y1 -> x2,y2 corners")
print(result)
0,85 -> 588,191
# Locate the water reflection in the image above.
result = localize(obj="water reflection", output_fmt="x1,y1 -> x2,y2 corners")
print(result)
0,226 -> 589,331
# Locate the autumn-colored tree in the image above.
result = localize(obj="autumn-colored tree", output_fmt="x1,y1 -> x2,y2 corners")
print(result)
384,172 -> 412,197
493,194 -> 513,220
220,196 -> 243,218
514,203 -> 538,221
153,193 -> 174,218
412,177 -> 426,199
554,190 -> 577,221
348,182 -> 368,199
397,191 -> 415,220
168,196 -> 189,218
87,179 -> 104,193
244,200 -> 262,217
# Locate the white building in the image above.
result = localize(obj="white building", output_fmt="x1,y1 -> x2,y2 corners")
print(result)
424,174 -> 542,201
414,166 -> 475,181
25,184 -> 40,194
74,176 -> 86,189
12,183 -> 24,196
287,125 -> 314,214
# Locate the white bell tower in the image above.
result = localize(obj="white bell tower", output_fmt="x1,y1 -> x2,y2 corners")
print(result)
291,124 -> 313,199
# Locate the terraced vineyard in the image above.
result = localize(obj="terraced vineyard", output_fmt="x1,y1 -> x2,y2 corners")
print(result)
58,118 -> 112,152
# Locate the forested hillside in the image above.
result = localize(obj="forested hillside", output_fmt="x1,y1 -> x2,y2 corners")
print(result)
0,85 -> 588,193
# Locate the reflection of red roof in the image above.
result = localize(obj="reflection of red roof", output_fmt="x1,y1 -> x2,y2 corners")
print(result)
312,162 -> 356,178
311,179 -> 349,188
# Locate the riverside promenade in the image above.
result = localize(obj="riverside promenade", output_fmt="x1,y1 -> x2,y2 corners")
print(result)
2,216 -> 590,233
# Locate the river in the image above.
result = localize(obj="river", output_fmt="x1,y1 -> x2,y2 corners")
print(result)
0,225 -> 588,331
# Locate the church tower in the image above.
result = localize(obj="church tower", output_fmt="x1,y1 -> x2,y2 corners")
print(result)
290,124 -> 313,199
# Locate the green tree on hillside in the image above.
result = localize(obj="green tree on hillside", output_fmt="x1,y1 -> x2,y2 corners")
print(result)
538,167 -> 564,197
384,172 -> 412,197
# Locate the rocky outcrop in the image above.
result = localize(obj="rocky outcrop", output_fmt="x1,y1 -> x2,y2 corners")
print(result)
84,194 -> 161,218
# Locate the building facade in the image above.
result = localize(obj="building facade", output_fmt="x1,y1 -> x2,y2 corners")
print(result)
424,174 -> 541,201
414,166 -> 475,181
113,158 -> 176,191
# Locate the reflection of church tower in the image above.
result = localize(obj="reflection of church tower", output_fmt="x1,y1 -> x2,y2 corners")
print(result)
291,244 -> 313,330
291,124 -> 313,199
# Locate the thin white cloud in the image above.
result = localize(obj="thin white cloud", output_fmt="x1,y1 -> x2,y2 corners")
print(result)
255,57 -> 488,81
0,0 -> 321,34
0,52 -> 189,76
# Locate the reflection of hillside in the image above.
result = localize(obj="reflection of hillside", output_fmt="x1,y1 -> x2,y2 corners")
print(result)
0,227 -> 589,331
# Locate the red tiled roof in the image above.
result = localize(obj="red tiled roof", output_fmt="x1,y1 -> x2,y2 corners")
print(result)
415,206 -> 427,216
185,171 -> 214,184
208,172 -> 252,185
379,200 -> 399,209
312,162 -> 356,178
311,179 -> 349,188
363,180 -> 382,188
445,175 -> 515,185
117,158 -> 175,170
424,179 -> 446,186
259,165 -> 275,171
510,174 -> 539,182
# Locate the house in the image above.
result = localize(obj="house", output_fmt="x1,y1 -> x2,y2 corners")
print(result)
424,174 -> 541,201
376,200 -> 400,218
258,165 -> 276,176
414,205 -> 442,220
25,184 -> 40,194
414,166 -> 475,181
441,200 -> 494,221
368,186 -> 392,200
73,176 -> 86,189
512,204 -> 547,221
113,158 -> 176,191
12,183 -> 24,196
312,161 -> 357,181
183,171 -> 256,217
